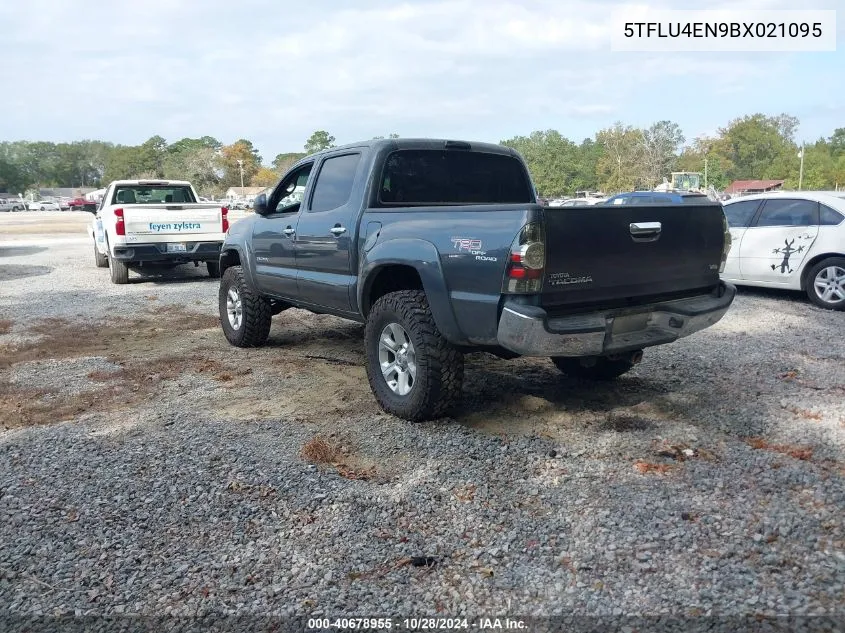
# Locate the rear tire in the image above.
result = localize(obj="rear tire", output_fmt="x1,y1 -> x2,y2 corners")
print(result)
552,354 -> 638,380
93,241 -> 108,268
219,266 -> 271,347
108,253 -> 129,284
364,290 -> 464,421
207,261 -> 221,278
805,257 -> 845,310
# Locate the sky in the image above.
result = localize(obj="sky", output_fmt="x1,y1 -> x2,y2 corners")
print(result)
0,0 -> 842,162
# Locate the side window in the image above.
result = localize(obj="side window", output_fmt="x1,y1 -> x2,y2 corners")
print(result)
820,204 -> 844,226
723,199 -> 761,227
309,153 -> 361,213
755,199 -> 818,227
272,164 -> 313,213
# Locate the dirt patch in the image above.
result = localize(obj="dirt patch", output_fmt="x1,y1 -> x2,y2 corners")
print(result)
0,309 -> 223,430
0,320 -> 12,335
746,437 -> 814,461
301,434 -> 379,481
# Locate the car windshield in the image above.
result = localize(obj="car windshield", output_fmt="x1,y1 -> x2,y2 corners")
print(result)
112,185 -> 196,204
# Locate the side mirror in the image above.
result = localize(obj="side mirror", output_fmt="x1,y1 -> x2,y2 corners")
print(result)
253,193 -> 269,215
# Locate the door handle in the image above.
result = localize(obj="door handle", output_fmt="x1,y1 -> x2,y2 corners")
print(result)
630,222 -> 661,235
330,225 -> 346,236
283,226 -> 295,237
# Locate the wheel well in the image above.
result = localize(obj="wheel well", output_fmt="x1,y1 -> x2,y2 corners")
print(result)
220,249 -> 241,275
800,253 -> 845,290
363,265 -> 424,317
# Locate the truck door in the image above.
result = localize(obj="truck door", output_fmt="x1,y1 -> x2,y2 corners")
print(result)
252,162 -> 314,299
294,151 -> 364,311
738,198 -> 819,285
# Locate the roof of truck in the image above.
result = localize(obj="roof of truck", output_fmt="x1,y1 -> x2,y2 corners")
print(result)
302,138 -> 518,161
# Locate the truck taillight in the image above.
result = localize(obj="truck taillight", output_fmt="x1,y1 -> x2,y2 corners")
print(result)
114,208 -> 125,236
504,222 -> 545,293
221,206 -> 229,233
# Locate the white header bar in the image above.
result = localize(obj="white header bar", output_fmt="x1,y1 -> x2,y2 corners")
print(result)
610,10 -> 836,52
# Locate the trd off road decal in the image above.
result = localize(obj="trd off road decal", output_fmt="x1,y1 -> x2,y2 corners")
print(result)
450,237 -> 497,262
770,238 -> 805,274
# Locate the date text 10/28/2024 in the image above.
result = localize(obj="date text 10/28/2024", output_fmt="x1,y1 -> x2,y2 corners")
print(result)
307,618 -> 527,630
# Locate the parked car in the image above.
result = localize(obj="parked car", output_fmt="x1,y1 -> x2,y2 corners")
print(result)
0,198 -> 27,212
604,191 -> 712,205
28,200 -> 61,211
88,179 -> 229,284
58,198 -> 71,210
216,138 -> 735,421
720,192 -> 845,310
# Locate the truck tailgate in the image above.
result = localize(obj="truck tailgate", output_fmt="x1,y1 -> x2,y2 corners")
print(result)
122,204 -> 223,238
542,204 -> 725,308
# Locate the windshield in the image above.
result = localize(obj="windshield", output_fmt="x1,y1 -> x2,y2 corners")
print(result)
111,185 -> 197,205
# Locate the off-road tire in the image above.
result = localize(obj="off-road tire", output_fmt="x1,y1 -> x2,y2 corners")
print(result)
108,253 -> 129,284
219,265 -> 272,347
552,355 -> 636,380
93,241 -> 108,268
805,257 -> 845,311
365,290 -> 463,421
207,261 -> 221,278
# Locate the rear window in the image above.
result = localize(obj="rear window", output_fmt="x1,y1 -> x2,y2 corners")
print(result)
112,185 -> 197,205
377,150 -> 533,206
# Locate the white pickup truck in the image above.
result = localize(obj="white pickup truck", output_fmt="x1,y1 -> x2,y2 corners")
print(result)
88,179 -> 229,284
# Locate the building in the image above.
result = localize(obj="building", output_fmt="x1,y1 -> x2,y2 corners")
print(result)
224,186 -> 265,202
39,187 -> 97,199
724,180 -> 785,196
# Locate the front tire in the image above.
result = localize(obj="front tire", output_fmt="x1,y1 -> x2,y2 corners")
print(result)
806,257 -> 845,310
207,261 -> 221,278
219,266 -> 271,347
108,253 -> 129,284
93,241 -> 108,268
364,290 -> 464,421
552,354 -> 639,380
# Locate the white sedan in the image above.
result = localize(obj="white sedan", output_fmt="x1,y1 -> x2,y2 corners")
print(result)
28,200 -> 62,211
720,191 -> 845,310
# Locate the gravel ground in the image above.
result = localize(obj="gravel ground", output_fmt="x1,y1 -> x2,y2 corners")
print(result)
1,212 -> 844,625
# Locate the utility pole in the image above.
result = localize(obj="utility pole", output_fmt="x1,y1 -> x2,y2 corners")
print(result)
704,156 -> 708,189
798,144 -> 804,191
237,159 -> 244,191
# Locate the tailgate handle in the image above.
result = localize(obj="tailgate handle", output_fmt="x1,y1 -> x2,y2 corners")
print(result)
630,222 -> 661,241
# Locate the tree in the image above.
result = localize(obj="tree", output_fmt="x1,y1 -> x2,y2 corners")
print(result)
710,113 -> 799,181
272,152 -> 306,173
638,121 -> 685,188
304,130 -> 336,154
251,167 -> 280,187
829,128 -> 845,157
219,140 -> 261,188
502,130 -> 582,197
0,156 -> 26,193
162,140 -> 221,194
138,135 -> 168,177
595,123 -> 644,192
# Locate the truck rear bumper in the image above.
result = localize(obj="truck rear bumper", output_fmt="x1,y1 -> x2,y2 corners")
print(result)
496,282 -> 736,357
112,241 -> 222,263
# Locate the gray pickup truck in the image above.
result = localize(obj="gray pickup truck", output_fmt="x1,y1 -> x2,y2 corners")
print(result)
218,138 -> 735,421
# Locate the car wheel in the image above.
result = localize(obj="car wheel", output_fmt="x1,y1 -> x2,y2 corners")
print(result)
206,261 -> 221,278
40,206 -> 45,211
218,265 -> 271,347
806,257 -> 845,310
552,352 -> 642,380
93,241 -> 108,268
364,289 -> 464,421
107,252 -> 129,284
